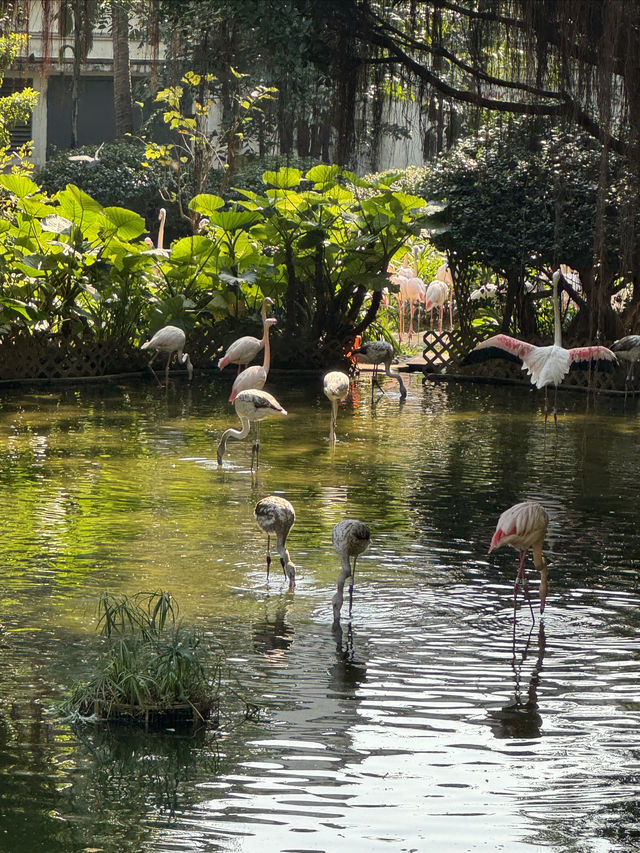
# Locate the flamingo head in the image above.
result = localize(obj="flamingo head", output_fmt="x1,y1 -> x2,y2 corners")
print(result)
265,318 -> 277,328
181,352 -> 193,380
281,556 -> 296,589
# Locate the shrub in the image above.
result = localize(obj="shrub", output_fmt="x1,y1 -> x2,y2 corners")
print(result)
61,592 -> 221,727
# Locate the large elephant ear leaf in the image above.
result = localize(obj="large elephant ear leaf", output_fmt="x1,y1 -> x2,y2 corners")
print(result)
189,194 -> 225,216
0,174 -> 40,199
55,184 -> 104,223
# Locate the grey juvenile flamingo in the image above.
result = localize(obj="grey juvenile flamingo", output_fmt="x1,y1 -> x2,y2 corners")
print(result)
255,495 -> 296,588
331,519 -> 371,624
352,340 -> 407,400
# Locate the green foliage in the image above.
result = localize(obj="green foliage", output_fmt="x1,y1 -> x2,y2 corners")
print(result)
35,141 -> 172,226
142,71 -> 276,227
0,33 -> 38,148
409,120 -> 618,276
61,592 -> 221,720
0,155 -> 427,369
194,164 -> 429,366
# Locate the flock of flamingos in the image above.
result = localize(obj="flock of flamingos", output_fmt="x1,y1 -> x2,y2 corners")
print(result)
139,265 -> 640,626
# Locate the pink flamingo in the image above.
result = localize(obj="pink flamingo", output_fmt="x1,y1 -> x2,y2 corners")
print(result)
229,317 -> 277,402
424,280 -> 449,332
404,247 -> 426,341
218,298 -> 274,374
323,371 -> 350,443
465,270 -> 618,420
489,501 -> 549,623
216,388 -> 287,471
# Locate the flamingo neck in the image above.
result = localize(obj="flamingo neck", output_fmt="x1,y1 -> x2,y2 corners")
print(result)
157,210 -> 166,251
332,561 -> 352,622
384,360 -> 407,397
552,276 -> 562,347
216,417 -> 251,462
262,320 -> 272,371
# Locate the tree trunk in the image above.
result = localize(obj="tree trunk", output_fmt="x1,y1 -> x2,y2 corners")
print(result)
112,0 -> 133,138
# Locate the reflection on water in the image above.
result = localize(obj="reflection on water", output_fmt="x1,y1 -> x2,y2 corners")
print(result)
0,375 -> 639,851
489,623 -> 545,740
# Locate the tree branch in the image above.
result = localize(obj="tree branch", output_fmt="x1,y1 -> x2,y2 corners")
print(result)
359,14 -> 628,155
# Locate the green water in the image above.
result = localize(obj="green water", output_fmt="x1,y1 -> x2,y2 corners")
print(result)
0,372 -> 639,853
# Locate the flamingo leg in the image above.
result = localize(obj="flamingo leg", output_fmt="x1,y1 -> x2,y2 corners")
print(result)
164,352 -> 172,386
438,305 -> 444,333
372,363 -> 386,396
251,422 -> 261,471
514,550 -> 535,624
330,400 -> 337,443
265,534 -> 271,579
147,351 -> 163,387
348,557 -> 357,617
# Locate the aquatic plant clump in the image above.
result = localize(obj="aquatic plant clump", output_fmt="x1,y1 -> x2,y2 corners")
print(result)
62,592 -> 221,727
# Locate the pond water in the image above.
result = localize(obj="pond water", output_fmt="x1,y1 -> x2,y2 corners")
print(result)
0,369 -> 639,853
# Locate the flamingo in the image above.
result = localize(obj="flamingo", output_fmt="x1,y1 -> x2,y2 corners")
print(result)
425,280 -> 449,332
141,325 -> 193,386
464,270 -> 618,420
489,501 -> 549,624
331,519 -> 371,624
218,298 -> 274,373
323,371 -> 350,443
405,246 -> 427,340
68,142 -> 103,167
392,249 -> 425,341
351,340 -> 407,400
389,255 -> 412,340
229,318 -> 277,402
155,207 -> 169,255
255,495 -> 296,588
610,335 -> 640,393
470,283 -> 498,301
216,388 -> 287,470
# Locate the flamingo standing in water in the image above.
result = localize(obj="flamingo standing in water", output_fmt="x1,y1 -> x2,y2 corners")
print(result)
218,298 -> 275,373
323,371 -> 350,443
229,318 -> 277,402
352,340 -> 407,400
216,388 -> 287,470
489,501 -> 549,624
255,495 -> 296,588
141,325 -> 193,386
610,335 -> 640,394
464,270 -> 618,421
331,519 -> 371,624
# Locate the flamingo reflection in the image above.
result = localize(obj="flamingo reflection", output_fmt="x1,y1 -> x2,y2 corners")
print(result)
488,622 -> 546,739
